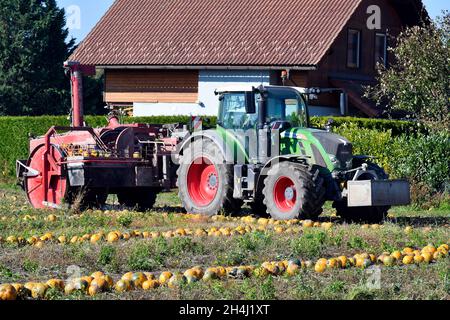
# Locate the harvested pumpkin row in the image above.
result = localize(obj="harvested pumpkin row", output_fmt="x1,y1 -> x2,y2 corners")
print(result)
0,220 -> 336,248
1,243 -> 448,300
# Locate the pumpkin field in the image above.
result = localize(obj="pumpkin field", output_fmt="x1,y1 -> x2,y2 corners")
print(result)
0,184 -> 449,301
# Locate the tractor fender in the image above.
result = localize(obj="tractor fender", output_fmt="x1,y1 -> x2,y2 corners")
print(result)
176,130 -> 235,164
254,155 -> 310,193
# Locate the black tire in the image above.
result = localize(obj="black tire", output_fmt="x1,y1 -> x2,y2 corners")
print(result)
333,161 -> 390,223
177,139 -> 242,216
117,188 -> 159,212
262,162 -> 326,220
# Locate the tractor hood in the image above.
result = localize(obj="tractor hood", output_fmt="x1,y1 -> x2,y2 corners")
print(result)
281,128 -> 353,170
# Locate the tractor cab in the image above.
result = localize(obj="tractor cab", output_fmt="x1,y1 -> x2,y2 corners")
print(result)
217,85 -> 309,132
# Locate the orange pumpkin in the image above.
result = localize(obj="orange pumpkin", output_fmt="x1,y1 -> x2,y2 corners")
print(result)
0,284 -> 17,301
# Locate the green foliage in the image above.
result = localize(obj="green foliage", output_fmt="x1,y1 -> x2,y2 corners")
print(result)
117,214 -> 133,228
0,0 -> 75,116
366,12 -> 450,131
291,230 -> 327,258
333,123 -> 395,173
310,116 -> 421,136
391,132 -> 450,193
97,245 -> 117,267
237,231 -> 272,252
22,259 -> 39,273
127,242 -> 159,271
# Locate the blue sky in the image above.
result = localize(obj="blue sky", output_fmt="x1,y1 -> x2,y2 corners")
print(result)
57,0 -> 449,44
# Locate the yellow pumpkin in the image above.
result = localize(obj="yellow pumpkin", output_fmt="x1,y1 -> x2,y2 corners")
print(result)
103,275 -> 114,288
47,214 -> 57,222
215,267 -> 227,278
144,272 -> 155,281
422,252 -> 433,263
0,284 -> 17,301
114,280 -> 131,293
31,283 -> 48,299
414,255 -> 424,264
91,271 -> 105,279
90,234 -> 102,244
121,272 -> 134,282
327,258 -> 339,269
391,251 -> 403,261
402,255 -> 414,265
314,261 -> 327,273
302,220 -> 314,228
159,271 -> 173,285
168,274 -> 187,288
57,236 -> 67,244
286,263 -> 300,276
107,232 -> 119,243
46,279 -> 65,290
131,272 -> 147,288
91,278 -> 108,290
142,280 -> 160,290
202,270 -> 219,281
383,256 -> 395,267
321,222 -> 333,230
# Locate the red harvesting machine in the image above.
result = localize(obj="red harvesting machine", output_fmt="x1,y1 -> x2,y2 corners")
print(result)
16,61 -> 184,211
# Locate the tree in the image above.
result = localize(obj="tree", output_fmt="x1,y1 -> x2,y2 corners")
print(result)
0,0 -> 75,116
366,12 -> 450,131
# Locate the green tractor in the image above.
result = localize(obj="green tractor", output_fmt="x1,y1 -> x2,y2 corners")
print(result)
176,85 -> 410,223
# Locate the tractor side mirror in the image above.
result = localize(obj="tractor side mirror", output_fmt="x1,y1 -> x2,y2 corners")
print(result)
245,92 -> 256,114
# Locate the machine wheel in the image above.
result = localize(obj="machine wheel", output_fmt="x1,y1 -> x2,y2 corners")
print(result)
262,162 -> 326,220
177,139 -> 242,216
25,144 -> 68,209
117,188 -> 159,212
333,162 -> 390,223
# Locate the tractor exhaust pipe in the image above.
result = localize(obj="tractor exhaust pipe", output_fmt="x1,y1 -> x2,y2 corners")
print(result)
64,61 -> 84,127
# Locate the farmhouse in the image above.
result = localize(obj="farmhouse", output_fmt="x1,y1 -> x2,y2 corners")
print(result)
70,0 -> 427,117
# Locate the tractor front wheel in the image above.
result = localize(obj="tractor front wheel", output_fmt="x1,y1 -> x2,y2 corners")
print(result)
177,139 -> 242,216
262,162 -> 326,220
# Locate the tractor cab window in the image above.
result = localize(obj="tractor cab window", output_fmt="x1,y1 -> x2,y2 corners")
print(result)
267,88 -> 308,128
218,93 -> 258,130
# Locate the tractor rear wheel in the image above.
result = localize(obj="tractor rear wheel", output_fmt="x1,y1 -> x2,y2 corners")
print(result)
117,188 -> 159,212
262,162 -> 326,220
333,161 -> 390,223
177,139 -> 242,216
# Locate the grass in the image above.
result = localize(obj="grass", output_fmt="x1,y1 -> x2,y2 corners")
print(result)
0,186 -> 448,300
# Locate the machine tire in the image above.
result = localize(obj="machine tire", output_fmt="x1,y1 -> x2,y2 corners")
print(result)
177,139 -> 241,216
333,161 -> 390,223
117,188 -> 159,212
262,162 -> 326,220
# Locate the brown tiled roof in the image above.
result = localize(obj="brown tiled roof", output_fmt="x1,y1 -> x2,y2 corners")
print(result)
70,0 -> 364,67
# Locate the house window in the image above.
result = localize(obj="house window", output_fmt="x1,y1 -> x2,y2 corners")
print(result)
347,29 -> 361,68
375,33 -> 387,67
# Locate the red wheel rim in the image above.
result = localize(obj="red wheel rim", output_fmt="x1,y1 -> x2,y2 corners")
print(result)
25,145 -> 67,209
273,176 -> 297,212
187,157 -> 219,207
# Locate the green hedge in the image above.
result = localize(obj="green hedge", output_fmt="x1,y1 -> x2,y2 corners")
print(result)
0,115 -> 420,180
